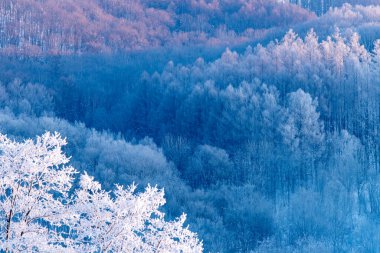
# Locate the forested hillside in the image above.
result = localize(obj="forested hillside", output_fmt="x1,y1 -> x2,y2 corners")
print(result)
0,0 -> 313,54
0,1 -> 379,252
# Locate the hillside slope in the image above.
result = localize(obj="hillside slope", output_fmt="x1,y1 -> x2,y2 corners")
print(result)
0,0 -> 314,54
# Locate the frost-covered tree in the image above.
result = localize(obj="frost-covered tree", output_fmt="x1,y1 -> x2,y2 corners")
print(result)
0,132 -> 203,252
281,89 -> 324,151
74,173 -> 202,252
0,132 -> 76,252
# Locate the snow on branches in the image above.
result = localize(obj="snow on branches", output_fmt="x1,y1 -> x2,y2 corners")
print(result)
0,132 -> 202,252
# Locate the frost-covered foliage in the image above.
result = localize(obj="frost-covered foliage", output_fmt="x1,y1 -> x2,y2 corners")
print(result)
75,174 -> 201,252
0,132 -> 202,252
0,132 -> 76,252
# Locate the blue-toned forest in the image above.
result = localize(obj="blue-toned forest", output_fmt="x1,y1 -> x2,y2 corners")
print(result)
0,0 -> 379,252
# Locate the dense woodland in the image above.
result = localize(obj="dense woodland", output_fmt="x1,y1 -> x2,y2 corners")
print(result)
0,1 -> 379,252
